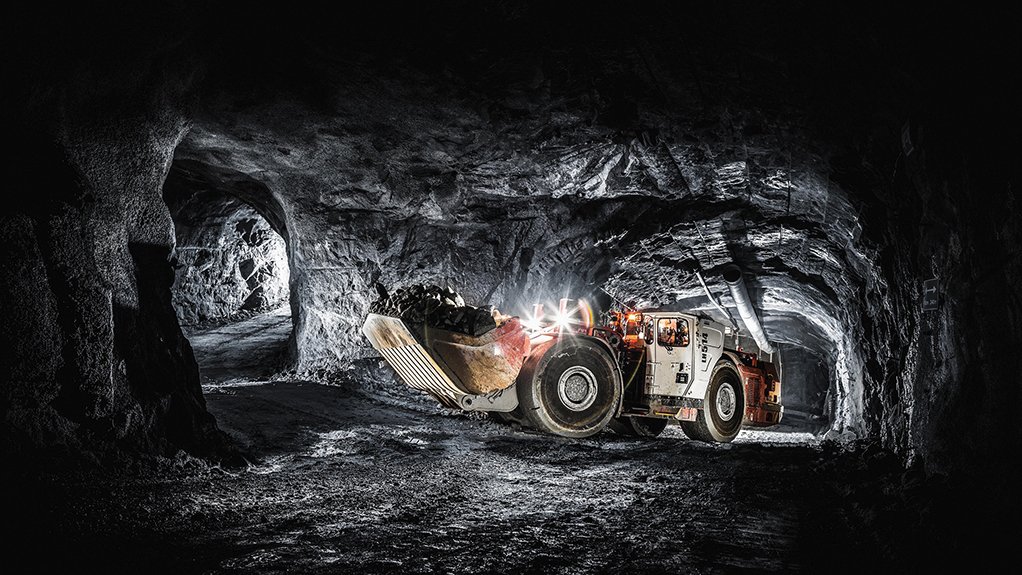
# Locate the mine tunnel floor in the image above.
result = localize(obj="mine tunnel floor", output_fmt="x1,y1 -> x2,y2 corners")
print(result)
3,310 -> 974,572
7,375 -> 955,573
184,305 -> 291,381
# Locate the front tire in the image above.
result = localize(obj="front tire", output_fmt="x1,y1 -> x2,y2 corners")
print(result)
517,338 -> 621,438
680,361 -> 744,443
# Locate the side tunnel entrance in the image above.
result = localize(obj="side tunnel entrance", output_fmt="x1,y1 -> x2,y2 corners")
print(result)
163,159 -> 294,381
775,345 -> 831,433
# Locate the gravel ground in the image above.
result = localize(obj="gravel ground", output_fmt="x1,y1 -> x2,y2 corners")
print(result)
7,379 -> 891,573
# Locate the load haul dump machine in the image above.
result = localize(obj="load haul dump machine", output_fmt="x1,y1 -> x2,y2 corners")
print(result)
362,274 -> 783,442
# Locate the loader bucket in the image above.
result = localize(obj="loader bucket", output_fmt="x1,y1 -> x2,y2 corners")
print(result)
362,313 -> 530,408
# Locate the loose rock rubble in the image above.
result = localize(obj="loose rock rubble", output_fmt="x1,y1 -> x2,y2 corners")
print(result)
369,284 -> 498,337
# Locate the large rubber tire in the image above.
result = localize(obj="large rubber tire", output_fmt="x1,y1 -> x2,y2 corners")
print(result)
609,416 -> 669,438
517,337 -> 621,438
680,361 -> 744,443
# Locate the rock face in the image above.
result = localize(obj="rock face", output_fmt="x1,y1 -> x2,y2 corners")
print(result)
1,5 -> 230,460
0,99 -> 229,459
163,175 -> 290,327
2,2 -> 1019,487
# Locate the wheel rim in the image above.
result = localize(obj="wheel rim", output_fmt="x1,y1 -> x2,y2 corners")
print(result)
716,382 -> 736,421
557,365 -> 598,412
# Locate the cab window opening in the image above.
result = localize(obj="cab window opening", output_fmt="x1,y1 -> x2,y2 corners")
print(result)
657,318 -> 689,347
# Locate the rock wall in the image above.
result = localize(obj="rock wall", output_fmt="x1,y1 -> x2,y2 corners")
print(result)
0,121 -> 230,459
163,179 -> 289,326
1,5 -> 230,460
860,114 -> 1022,479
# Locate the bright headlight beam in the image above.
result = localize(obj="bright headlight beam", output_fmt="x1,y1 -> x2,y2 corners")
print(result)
554,313 -> 570,329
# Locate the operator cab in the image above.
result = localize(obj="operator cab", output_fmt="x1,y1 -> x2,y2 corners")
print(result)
609,311 -> 727,420
641,312 -> 697,400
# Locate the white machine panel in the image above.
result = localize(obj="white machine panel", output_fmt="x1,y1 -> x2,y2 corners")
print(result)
686,318 -> 724,399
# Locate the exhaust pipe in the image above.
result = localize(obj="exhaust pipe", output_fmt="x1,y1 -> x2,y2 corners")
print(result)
722,265 -> 774,354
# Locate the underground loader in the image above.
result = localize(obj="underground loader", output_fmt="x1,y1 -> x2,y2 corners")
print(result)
361,271 -> 782,442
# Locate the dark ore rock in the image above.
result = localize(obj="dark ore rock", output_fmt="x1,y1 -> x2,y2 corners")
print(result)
369,284 -> 497,337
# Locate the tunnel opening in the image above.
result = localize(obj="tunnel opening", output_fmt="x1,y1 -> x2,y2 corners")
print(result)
775,345 -> 832,433
162,158 -> 295,381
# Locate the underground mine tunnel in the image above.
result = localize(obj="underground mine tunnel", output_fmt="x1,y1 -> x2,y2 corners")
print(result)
2,2 -> 1019,572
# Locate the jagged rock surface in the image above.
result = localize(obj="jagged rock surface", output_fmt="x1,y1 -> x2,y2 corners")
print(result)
164,184 -> 290,327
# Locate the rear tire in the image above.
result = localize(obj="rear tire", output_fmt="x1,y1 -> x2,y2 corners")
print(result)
680,361 -> 744,443
609,416 -> 669,438
517,337 -> 621,438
